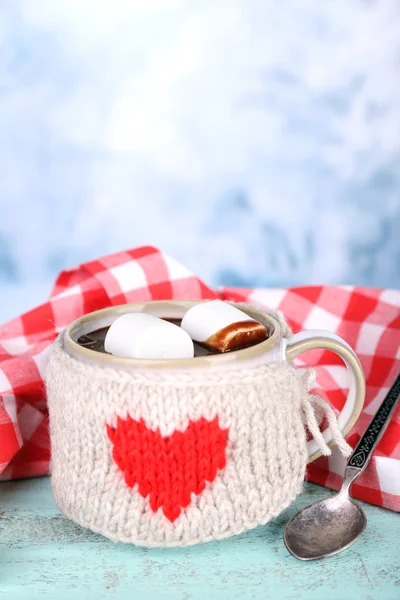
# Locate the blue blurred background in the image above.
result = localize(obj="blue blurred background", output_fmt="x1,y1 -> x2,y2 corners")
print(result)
1,1 -> 399,322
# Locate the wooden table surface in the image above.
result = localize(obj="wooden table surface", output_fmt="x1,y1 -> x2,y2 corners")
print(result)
1,477 -> 399,600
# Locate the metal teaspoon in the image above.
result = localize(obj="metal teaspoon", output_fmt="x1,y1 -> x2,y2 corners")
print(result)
284,372 -> 400,560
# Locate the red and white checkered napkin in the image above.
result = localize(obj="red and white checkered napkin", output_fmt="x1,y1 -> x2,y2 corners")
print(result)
1,247 -> 399,511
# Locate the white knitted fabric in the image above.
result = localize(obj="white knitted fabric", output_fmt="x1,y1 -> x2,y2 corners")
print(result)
46,309 -> 349,547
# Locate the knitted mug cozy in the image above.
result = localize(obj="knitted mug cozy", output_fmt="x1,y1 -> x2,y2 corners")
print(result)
46,307 -> 351,547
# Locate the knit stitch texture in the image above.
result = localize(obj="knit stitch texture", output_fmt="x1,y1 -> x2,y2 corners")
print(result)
45,308 -> 344,547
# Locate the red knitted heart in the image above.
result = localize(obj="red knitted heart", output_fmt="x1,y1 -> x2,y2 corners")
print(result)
107,416 -> 229,522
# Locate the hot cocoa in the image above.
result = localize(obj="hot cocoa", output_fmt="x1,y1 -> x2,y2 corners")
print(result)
77,317 -> 268,357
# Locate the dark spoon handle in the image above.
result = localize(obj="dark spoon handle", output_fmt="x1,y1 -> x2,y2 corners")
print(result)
348,373 -> 400,471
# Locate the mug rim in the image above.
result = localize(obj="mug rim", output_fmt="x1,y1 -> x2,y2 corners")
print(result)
64,300 -> 282,369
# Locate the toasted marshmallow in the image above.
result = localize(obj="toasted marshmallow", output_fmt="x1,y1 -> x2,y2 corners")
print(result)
181,300 -> 267,353
104,313 -> 194,359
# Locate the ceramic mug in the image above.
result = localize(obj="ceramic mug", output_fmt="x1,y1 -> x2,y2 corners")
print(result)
46,301 -> 365,546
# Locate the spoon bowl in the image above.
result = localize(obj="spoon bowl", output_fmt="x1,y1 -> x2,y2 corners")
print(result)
284,489 -> 366,560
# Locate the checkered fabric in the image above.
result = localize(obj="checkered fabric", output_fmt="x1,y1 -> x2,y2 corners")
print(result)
1,246 -> 399,512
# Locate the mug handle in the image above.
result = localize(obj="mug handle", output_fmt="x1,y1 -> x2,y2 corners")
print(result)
283,330 -> 366,463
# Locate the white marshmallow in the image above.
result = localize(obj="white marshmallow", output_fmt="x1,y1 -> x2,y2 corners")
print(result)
181,300 -> 259,344
104,313 -> 194,359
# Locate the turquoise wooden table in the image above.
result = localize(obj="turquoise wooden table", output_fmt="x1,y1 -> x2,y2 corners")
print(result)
1,477 -> 399,600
